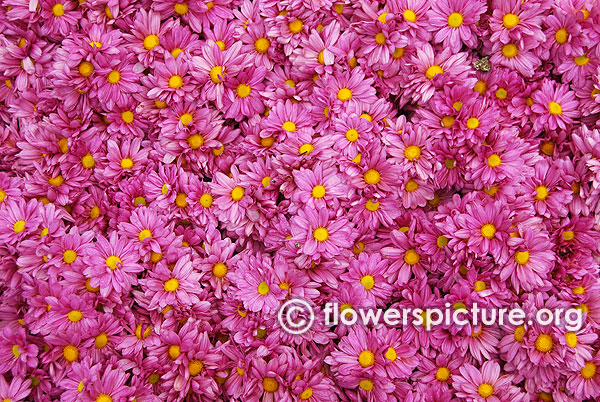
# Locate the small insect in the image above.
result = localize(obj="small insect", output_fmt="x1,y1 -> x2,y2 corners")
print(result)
295,242 -> 301,248
473,56 -> 491,72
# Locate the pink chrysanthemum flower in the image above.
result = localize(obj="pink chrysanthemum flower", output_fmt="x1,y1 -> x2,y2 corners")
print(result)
452,360 -> 521,401
340,252 -> 393,307
0,199 -> 40,246
0,375 -> 31,402
531,80 -> 580,130
221,66 -> 267,121
145,54 -> 197,104
140,254 -> 204,310
428,0 -> 487,53
83,231 -> 143,297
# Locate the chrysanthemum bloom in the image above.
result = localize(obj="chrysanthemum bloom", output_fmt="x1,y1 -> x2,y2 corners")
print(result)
315,69 -> 378,113
145,53 -> 198,104
385,124 -> 435,180
340,252 -> 393,307
86,364 -> 133,402
129,9 -> 173,67
92,50 -> 142,108
103,138 -> 149,181
0,199 -> 40,246
140,254 -> 204,310
452,361 -> 522,401
488,0 -> 546,45
0,326 -> 38,376
230,252 -> 285,314
291,162 -> 348,212
381,228 -> 426,284
83,231 -> 143,297
428,0 -> 487,53
261,99 -> 313,140
191,41 -> 247,107
351,143 -> 401,196
289,207 -> 354,266
117,206 -> 170,257
221,66 -> 267,121
566,354 -> 600,399
488,37 -> 541,78
0,375 -> 31,402
453,199 -> 512,262
211,166 -> 253,226
519,159 -> 572,218
326,327 -> 386,379
531,80 -> 580,130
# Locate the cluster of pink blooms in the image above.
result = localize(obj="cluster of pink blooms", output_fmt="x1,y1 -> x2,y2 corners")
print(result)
2,0 -> 600,401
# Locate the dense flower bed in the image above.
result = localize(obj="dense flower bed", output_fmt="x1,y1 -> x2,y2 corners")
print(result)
1,0 -> 600,401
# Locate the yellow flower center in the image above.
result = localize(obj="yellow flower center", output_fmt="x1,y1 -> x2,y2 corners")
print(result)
436,367 -> 451,381
52,3 -> 65,17
95,332 -> 108,348
467,117 -> 480,129
143,34 -> 160,50
13,220 -> 26,233
442,116 -> 455,127
426,65 -> 444,79
200,193 -> 213,208
549,101 -> 562,115
502,43 -> 518,58
365,199 -> 379,211
257,281 -> 270,295
503,13 -> 519,29
299,144 -> 314,155
282,121 -> 296,132
555,28 -> 568,44
48,175 -> 64,187
360,275 -> 375,290
107,70 -> 120,84
515,251 -> 530,265
174,2 -> 188,14
213,262 -> 227,278
12,344 -> 21,357
359,379 -> 374,391
105,255 -> 122,270
312,185 -> 326,199
573,285 -> 585,295
405,179 -> 419,192
67,310 -> 83,322
209,65 -> 223,83
236,84 -> 251,98
78,61 -> 94,77
120,158 -> 133,169
300,387 -> 313,400
404,145 -> 421,160
231,186 -> 245,201
496,88 -> 507,99
96,394 -> 112,402
478,383 -> 494,398
565,332 -> 577,348
364,169 -> 381,185
375,32 -> 386,45
481,223 -> 496,239
404,249 -> 420,265
474,280 -> 486,292
262,377 -> 279,392
337,88 -> 353,101
138,229 -> 152,241
63,249 -> 77,264
514,325 -> 525,342
345,128 -> 359,142
403,9 -> 417,22
288,19 -> 303,34
168,75 -> 183,89
313,227 -> 329,242
448,12 -> 463,28
164,278 -> 179,292
487,154 -> 501,167
574,55 -> 589,66
187,134 -> 204,149
562,230 -> 574,241
168,344 -> 180,359
437,235 -> 448,248
535,185 -> 548,200
358,350 -> 375,367
535,334 -> 553,353
180,113 -> 193,125
474,80 -> 487,94
175,192 -> 188,207
119,111 -> 133,124
255,38 -> 270,53
63,345 -> 79,362
189,360 -> 203,376
582,362 -> 597,379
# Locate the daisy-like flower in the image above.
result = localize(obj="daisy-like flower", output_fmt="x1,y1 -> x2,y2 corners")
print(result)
315,69 -> 378,112
103,138 -> 149,181
531,79 -> 580,130
428,0 -> 487,53
452,360 -> 521,401
140,254 -> 204,310
230,252 -> 285,314
340,252 -> 393,307
145,53 -> 197,103
0,199 -> 40,246
221,66 -> 267,121
291,162 -> 348,212
290,207 -> 354,266
83,231 -> 143,298
0,375 -> 31,402
0,326 -> 38,376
